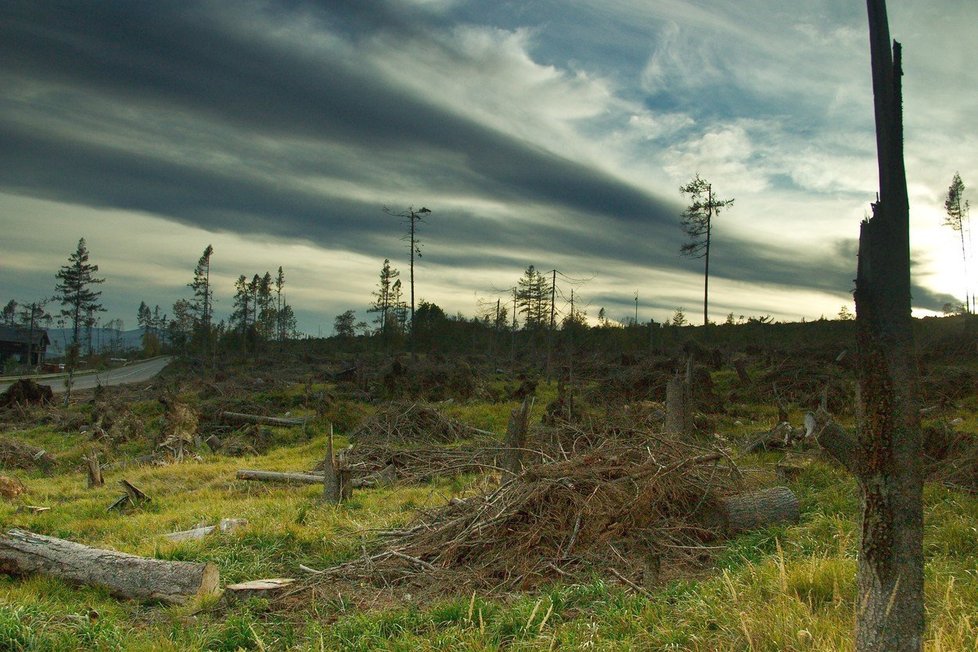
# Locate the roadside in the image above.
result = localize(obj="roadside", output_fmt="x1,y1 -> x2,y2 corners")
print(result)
0,356 -> 173,394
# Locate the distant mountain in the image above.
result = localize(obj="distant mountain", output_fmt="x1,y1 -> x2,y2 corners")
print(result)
44,328 -> 145,357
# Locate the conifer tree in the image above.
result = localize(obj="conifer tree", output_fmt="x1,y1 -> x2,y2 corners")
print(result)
54,237 -> 105,347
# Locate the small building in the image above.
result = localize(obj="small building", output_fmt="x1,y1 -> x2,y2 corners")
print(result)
0,325 -> 51,367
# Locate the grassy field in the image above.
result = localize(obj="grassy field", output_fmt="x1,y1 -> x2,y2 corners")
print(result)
2,363 -> 977,651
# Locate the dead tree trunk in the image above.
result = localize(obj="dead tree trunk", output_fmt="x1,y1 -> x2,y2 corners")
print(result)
84,449 -> 103,488
501,397 -> 531,476
816,3 -> 924,648
322,424 -> 341,504
665,360 -> 693,436
0,529 -> 219,604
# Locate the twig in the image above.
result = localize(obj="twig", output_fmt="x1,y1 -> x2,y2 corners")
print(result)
608,567 -> 653,598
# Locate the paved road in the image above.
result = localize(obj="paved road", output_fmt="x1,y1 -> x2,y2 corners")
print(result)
0,356 -> 173,394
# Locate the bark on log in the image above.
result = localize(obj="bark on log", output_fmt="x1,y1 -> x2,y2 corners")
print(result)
220,412 -> 307,427
0,529 -> 219,604
705,486 -> 799,535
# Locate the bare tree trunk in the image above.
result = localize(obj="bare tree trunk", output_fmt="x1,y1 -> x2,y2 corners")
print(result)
85,449 -> 103,488
322,424 -> 341,504
847,3 -> 924,648
501,398 -> 531,476
665,359 -> 693,436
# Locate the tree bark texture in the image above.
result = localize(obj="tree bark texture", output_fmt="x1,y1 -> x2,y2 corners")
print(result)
852,2 -> 924,649
0,529 -> 219,604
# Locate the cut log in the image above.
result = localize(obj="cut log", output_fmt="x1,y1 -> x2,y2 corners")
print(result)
0,528 -> 219,604
220,412 -> 308,427
224,578 -> 294,603
704,486 -> 799,534
164,518 -> 249,542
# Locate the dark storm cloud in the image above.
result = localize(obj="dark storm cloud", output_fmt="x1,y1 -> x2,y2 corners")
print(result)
2,0 -> 952,324
0,1 -> 675,230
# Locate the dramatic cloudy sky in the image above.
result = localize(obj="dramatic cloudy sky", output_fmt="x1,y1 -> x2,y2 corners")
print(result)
2,0 -> 976,334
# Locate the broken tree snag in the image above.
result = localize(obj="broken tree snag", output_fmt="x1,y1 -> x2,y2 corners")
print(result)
220,411 -> 307,427
321,424 -> 350,503
850,2 -> 924,649
108,479 -> 151,512
501,397 -> 531,476
665,374 -> 692,436
807,409 -> 858,475
0,529 -> 219,604
706,486 -> 799,535
732,357 -> 750,385
84,449 -> 103,488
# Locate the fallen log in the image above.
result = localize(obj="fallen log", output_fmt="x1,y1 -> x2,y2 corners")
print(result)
237,469 -> 372,489
224,578 -> 294,603
220,412 -> 308,427
0,528 -> 219,604
704,486 -> 799,534
237,469 -> 324,485
164,518 -> 248,542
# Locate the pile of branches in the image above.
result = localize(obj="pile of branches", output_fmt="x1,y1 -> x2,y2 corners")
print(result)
323,442 -> 503,484
91,401 -> 146,443
0,436 -> 54,471
155,399 -> 199,461
297,435 -> 738,598
351,402 -> 489,444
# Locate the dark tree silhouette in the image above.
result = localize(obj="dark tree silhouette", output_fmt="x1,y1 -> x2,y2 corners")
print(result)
679,176 -> 733,325
818,2 -> 924,649
943,172 -> 971,312
54,238 -> 105,347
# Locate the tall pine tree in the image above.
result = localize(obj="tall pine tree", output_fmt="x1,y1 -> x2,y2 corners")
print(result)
54,238 -> 105,347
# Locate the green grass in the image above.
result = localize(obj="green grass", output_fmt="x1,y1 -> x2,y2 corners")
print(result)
2,379 -> 978,650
